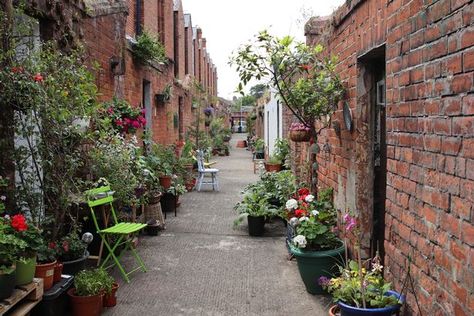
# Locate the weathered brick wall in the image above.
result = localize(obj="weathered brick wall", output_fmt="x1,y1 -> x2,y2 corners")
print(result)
303,0 -> 474,314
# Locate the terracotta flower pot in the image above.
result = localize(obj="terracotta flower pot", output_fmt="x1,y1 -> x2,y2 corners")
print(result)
289,130 -> 311,142
103,282 -> 119,307
159,176 -> 172,189
236,140 -> 247,148
329,305 -> 339,316
68,288 -> 103,316
35,260 -> 57,291
264,162 -> 282,172
53,262 -> 63,283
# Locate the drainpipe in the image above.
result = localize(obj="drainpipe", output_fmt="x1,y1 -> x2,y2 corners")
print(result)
135,0 -> 142,36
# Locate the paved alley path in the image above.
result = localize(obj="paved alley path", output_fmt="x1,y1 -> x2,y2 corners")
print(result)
105,134 -> 331,316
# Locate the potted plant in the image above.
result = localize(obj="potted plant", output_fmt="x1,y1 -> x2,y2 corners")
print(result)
150,144 -> 176,190
11,215 -> 43,286
68,269 -> 106,316
321,214 -> 405,315
35,243 -> 57,291
96,268 -> 118,308
286,188 -> 345,294
253,138 -> 265,159
273,138 -> 290,168
0,217 -> 27,300
55,231 -> 88,277
132,29 -> 167,65
104,98 -> 146,134
234,187 -> 278,237
231,30 -> 344,139
264,155 -> 282,172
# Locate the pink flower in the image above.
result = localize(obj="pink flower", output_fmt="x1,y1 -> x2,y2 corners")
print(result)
107,107 -> 114,114
141,108 -> 146,114
345,217 -> 357,231
115,119 -> 123,126
131,120 -> 140,128
343,214 -> 351,223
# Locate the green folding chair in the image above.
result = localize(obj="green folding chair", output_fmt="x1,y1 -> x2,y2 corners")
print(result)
85,185 -> 147,283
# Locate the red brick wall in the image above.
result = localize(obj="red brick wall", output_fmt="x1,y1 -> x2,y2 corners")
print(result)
304,0 -> 474,314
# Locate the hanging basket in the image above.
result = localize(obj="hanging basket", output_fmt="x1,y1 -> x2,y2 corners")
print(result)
289,130 -> 311,142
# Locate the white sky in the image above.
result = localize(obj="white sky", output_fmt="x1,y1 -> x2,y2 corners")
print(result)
183,0 -> 345,100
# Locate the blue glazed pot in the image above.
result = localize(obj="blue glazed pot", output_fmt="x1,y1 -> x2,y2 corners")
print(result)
338,290 -> 405,316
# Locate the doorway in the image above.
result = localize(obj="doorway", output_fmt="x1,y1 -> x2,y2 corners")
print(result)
143,80 -> 151,131
358,45 -> 386,261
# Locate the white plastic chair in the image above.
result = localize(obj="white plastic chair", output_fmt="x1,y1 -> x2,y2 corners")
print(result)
196,150 -> 219,191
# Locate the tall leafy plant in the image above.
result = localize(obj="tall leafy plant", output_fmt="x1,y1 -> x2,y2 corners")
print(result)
230,30 -> 344,136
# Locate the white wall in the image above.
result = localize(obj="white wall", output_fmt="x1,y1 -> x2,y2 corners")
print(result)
263,90 -> 283,157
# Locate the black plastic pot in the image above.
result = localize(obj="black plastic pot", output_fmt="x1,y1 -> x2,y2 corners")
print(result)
31,275 -> 74,316
247,215 -> 265,236
62,251 -> 89,276
146,224 -> 160,236
161,193 -> 177,217
0,267 -> 16,300
255,152 -> 264,159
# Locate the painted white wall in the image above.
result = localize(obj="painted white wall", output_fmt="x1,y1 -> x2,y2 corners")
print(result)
263,90 -> 283,157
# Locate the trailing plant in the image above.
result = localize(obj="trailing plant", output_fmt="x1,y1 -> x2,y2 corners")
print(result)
132,30 -> 167,64
230,30 -> 344,136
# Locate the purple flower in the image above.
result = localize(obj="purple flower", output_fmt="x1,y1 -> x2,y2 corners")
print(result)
318,276 -> 330,286
343,213 -> 351,223
345,217 -> 357,231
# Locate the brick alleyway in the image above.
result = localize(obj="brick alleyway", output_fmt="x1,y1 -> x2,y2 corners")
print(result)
104,133 -> 330,316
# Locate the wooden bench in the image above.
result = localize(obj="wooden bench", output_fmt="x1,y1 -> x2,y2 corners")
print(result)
0,278 -> 43,316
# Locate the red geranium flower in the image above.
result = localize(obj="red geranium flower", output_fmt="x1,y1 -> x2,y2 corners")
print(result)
33,73 -> 43,82
107,107 -> 114,114
49,242 -> 57,249
294,209 -> 306,217
298,188 -> 310,197
11,214 -> 28,232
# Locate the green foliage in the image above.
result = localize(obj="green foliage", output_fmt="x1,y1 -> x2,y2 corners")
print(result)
266,155 -> 282,164
132,30 -> 167,64
36,243 -> 56,263
150,143 -> 176,176
89,134 -> 140,207
254,138 -> 265,152
249,83 -> 267,98
0,218 -> 27,272
295,217 -> 339,250
272,138 -> 290,167
102,98 -> 146,134
74,268 -> 113,296
230,30 -> 345,130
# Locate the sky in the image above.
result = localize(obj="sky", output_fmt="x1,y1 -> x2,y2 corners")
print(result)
183,0 -> 346,100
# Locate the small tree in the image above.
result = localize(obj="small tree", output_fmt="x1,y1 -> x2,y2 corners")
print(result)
230,30 -> 344,136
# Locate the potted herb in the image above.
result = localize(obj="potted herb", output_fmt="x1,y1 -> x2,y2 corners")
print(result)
150,144 -> 176,190
96,268 -> 118,307
321,214 -> 405,315
273,138 -> 290,168
264,155 -> 282,172
0,217 -> 27,300
68,269 -> 106,316
286,188 -> 345,294
234,187 -> 278,237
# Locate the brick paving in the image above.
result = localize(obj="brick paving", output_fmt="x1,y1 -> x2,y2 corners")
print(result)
104,133 -> 331,316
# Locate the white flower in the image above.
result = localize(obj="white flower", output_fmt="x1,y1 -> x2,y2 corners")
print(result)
311,210 -> 319,216
289,217 -> 299,227
292,235 -> 307,248
304,194 -> 315,203
286,199 -> 298,210
298,216 -> 309,223
0,195 -> 6,201
372,262 -> 383,273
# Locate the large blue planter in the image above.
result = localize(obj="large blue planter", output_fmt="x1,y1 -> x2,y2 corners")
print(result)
338,290 -> 405,316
